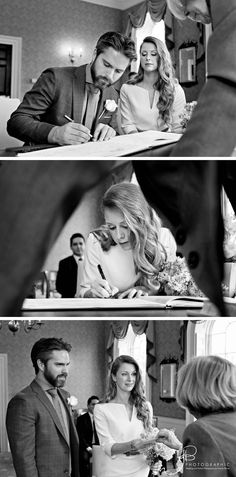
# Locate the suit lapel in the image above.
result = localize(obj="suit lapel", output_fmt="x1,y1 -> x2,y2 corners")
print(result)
30,380 -> 70,445
72,65 -> 87,123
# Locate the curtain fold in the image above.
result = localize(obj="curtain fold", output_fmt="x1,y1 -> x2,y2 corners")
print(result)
125,1 -> 174,51
106,321 -> 157,381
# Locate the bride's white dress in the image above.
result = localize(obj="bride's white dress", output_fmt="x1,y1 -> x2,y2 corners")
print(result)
94,402 -> 150,477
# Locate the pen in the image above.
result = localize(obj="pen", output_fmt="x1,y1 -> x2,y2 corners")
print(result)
64,114 -> 93,138
97,264 -> 106,280
64,114 -> 73,122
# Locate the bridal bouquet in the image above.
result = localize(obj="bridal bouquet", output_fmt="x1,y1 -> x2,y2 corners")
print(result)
179,101 -> 197,130
140,428 -> 182,476
158,257 -> 204,297
223,212 -> 236,262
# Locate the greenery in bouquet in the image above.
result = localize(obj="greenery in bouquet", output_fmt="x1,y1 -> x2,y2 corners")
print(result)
179,101 -> 197,130
223,212 -> 236,262
158,257 -> 204,297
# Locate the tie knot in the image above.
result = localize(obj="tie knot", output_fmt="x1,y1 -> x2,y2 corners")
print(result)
47,388 -> 58,398
87,83 -> 99,95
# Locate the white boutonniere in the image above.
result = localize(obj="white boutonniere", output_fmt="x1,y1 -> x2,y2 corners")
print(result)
67,395 -> 78,408
98,99 -> 117,120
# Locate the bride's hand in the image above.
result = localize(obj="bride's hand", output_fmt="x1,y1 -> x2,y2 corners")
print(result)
117,286 -> 149,299
86,280 -> 119,298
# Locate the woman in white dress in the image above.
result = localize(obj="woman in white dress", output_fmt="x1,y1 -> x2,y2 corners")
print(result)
94,355 -> 158,477
119,36 -> 186,134
79,181 -> 176,298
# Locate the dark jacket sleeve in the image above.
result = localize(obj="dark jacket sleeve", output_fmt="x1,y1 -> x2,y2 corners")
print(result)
7,69 -> 59,144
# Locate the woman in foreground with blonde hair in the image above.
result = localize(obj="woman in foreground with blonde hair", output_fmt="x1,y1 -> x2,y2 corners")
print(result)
157,355 -> 236,477
79,181 -> 176,298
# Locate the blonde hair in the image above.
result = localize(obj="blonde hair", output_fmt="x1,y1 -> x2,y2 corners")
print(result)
106,355 -> 152,431
167,0 -> 187,20
176,355 -> 236,415
97,182 -> 165,292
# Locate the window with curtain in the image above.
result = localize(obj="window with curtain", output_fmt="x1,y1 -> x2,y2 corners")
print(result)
113,323 -> 147,383
131,12 -> 165,73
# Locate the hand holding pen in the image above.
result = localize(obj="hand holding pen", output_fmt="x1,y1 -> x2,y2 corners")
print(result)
47,114 -> 91,145
94,264 -> 119,298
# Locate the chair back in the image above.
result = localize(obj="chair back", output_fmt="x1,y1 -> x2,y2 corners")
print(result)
0,97 -> 23,147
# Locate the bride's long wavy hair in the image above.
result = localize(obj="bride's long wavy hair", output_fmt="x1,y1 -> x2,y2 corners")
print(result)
105,355 -> 152,431
92,182 -> 166,292
128,36 -> 176,127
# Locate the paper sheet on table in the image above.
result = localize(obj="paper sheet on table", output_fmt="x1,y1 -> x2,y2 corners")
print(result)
22,295 -> 205,310
17,131 -> 181,157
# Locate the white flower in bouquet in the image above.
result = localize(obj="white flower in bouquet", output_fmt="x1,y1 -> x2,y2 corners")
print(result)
180,101 -> 197,130
67,395 -> 78,408
158,257 -> 204,296
140,428 -> 176,476
98,99 -> 118,120
224,213 -> 236,261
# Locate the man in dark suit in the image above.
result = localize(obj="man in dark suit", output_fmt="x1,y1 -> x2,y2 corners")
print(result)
56,233 -> 85,298
6,337 -> 80,477
76,396 -> 100,477
7,32 -> 137,145
166,0 -> 236,156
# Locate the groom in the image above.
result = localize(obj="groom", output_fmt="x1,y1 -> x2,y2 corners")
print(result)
6,337 -> 80,477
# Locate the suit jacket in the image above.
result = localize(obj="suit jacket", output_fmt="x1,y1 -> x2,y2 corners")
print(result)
56,255 -> 78,298
182,411 -> 236,477
6,379 -> 80,477
76,412 -> 99,452
7,65 -> 119,144
171,0 -> 236,156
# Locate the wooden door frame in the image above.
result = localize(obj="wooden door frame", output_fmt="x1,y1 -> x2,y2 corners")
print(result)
0,353 -> 8,452
0,35 -> 22,98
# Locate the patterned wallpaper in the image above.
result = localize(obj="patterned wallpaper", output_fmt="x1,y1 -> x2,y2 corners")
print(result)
151,320 -> 185,420
0,320 -> 107,408
0,319 -> 185,422
0,0 -> 124,97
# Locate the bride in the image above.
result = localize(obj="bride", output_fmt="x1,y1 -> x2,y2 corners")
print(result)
94,355 -> 158,477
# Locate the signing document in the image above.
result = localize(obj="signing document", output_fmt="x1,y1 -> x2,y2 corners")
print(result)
18,131 -> 181,157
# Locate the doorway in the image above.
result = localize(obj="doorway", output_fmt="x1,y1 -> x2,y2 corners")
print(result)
0,35 -> 22,98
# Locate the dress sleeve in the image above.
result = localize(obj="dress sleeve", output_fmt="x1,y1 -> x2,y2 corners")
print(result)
79,233 -> 102,297
93,405 -> 116,458
183,421 -> 228,477
119,85 -> 138,134
159,228 -> 177,262
170,83 -> 186,132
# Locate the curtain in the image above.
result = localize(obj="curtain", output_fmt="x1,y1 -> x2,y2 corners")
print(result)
106,320 -> 157,381
125,0 -> 174,51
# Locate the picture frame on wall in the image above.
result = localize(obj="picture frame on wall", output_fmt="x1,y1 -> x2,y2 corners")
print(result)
179,42 -> 197,85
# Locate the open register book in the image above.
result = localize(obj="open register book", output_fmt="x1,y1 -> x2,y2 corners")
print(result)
17,130 -> 181,157
22,295 -> 204,310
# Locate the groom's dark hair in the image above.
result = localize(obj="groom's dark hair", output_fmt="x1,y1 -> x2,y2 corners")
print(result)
31,337 -> 72,374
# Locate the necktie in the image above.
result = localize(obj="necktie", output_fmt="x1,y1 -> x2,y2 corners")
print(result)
47,388 -> 69,441
84,85 -> 100,131
76,258 -> 84,296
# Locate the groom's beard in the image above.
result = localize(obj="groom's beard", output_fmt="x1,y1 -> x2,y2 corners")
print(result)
91,62 -> 112,90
